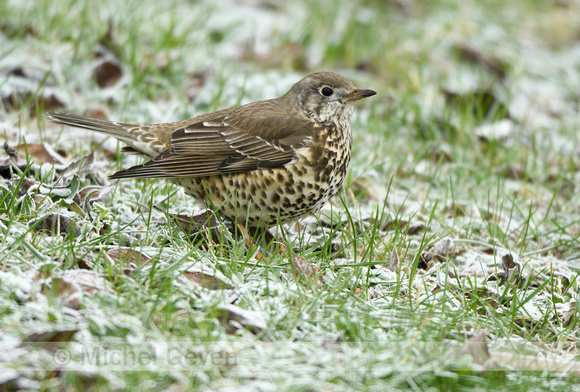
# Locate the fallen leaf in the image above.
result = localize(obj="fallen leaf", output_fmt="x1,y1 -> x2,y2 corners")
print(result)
28,213 -> 81,238
383,219 -> 424,235
459,330 -> 492,367
97,18 -> 121,56
73,183 -> 115,206
41,277 -> 82,309
182,271 -> 233,290
455,41 -> 509,79
168,209 -> 222,234
17,143 -> 67,165
165,208 -> 228,247
1,90 -> 65,116
32,194 -> 53,209
291,254 -> 322,284
57,152 -> 95,179
107,248 -> 151,265
3,141 -> 18,161
559,299 -> 576,326
487,253 -> 522,285
62,269 -> 109,293
386,248 -> 399,272
418,238 -> 455,269
24,328 -> 78,353
38,175 -> 81,200
93,19 -> 123,88
215,304 -> 267,335
15,178 -> 37,197
184,73 -> 207,102
94,59 -> 123,88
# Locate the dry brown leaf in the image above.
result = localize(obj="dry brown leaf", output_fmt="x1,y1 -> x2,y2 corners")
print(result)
76,258 -> 93,270
1,91 -> 65,115
455,41 -> 508,79
107,248 -> 151,266
182,271 -> 233,290
555,300 -> 576,325
73,183 -> 115,206
3,141 -> 18,161
32,194 -> 53,209
473,245 -> 495,255
0,65 -> 64,115
184,73 -> 207,102
107,248 -> 153,275
382,219 -> 424,235
97,18 -> 119,55
38,93 -> 66,113
62,269 -> 108,294
317,242 -> 343,256
215,304 -> 267,335
165,209 -> 229,248
28,213 -> 80,238
418,238 -> 455,269
487,253 -> 522,285
13,178 -> 36,198
41,277 -> 82,309
17,143 -> 67,165
83,108 -> 108,120
387,248 -> 399,272
168,209 -> 222,234
94,60 -> 122,88
93,19 -> 123,88
24,328 -> 78,353
58,152 -> 95,178
291,254 -> 322,283
459,331 -> 493,367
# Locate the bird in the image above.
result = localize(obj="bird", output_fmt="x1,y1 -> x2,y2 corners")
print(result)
46,72 -> 376,230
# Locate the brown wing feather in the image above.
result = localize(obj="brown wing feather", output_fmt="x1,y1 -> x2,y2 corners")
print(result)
110,100 -> 314,179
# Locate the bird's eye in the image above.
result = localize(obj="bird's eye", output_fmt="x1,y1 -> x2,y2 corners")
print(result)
321,87 -> 333,97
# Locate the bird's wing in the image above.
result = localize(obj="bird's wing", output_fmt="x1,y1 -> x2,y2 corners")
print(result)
110,103 -> 313,179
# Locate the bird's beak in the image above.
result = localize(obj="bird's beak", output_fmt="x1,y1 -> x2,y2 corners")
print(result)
343,88 -> 377,102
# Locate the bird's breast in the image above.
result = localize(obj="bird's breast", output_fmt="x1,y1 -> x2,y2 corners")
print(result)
300,121 -> 351,187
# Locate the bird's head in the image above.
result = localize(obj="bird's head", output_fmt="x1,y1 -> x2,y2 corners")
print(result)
284,72 -> 376,124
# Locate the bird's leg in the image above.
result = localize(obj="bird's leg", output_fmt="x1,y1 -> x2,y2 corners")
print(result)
243,226 -> 321,282
290,253 -> 321,282
172,211 -> 321,282
165,208 -> 226,248
237,224 -> 264,261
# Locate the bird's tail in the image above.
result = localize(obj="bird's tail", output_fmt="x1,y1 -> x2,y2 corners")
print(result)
46,112 -> 166,157
46,112 -> 137,143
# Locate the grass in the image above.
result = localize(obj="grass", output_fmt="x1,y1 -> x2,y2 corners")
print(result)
1,0 -> 580,390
